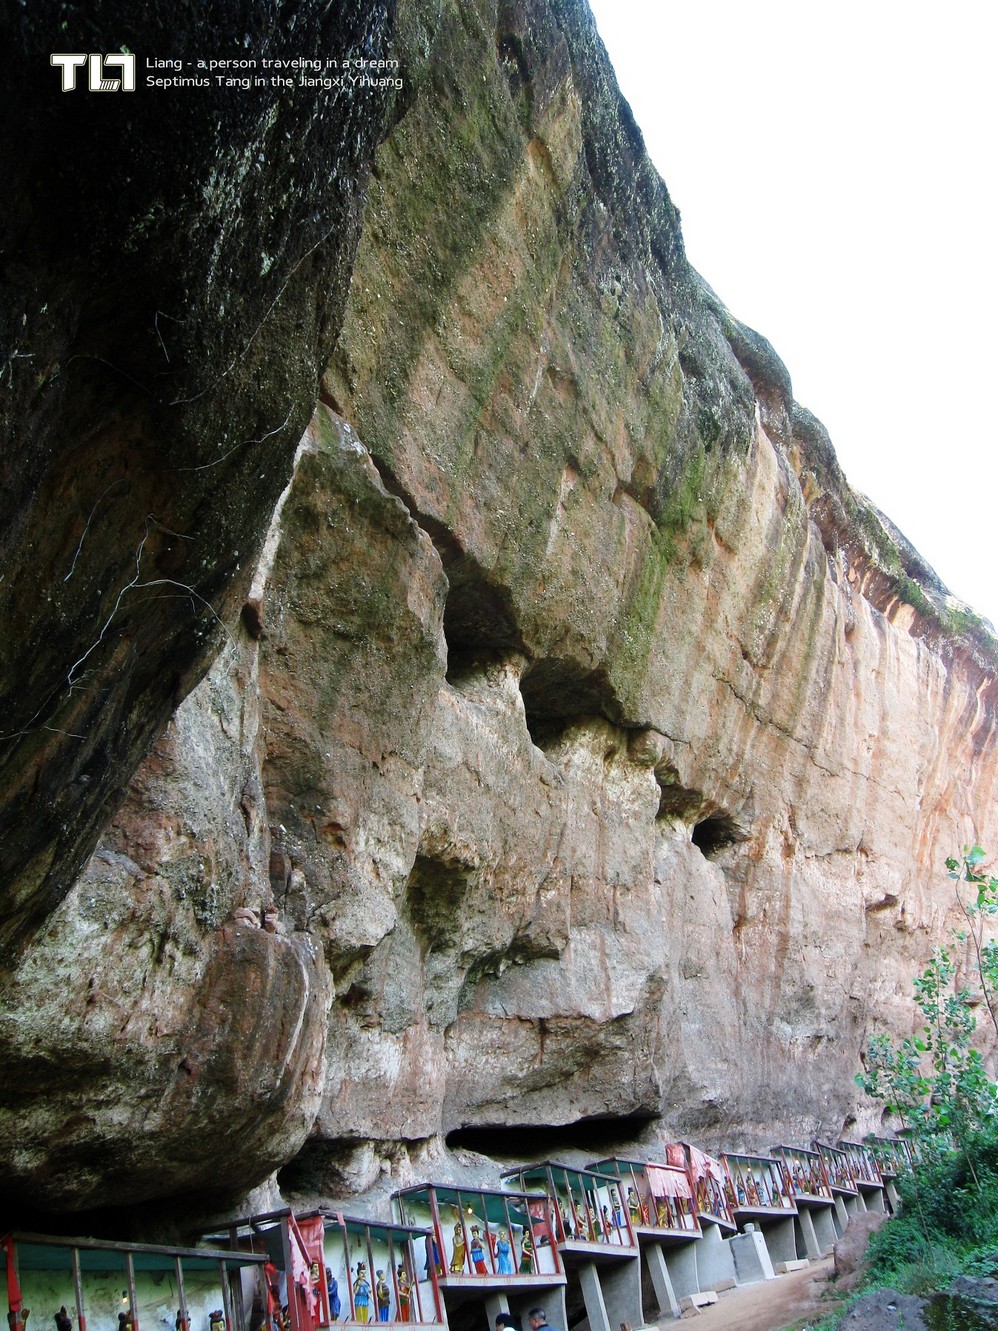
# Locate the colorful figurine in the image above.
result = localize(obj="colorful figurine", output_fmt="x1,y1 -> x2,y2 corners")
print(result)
54,1311 -> 71,1331
450,1223 -> 467,1274
469,1226 -> 487,1274
208,1313 -> 224,1331
396,1268 -> 410,1323
375,1271 -> 390,1323
518,1229 -> 534,1274
496,1230 -> 514,1275
626,1187 -> 640,1224
353,1265 -> 372,1324
327,1269 -> 341,1321
425,1235 -> 443,1278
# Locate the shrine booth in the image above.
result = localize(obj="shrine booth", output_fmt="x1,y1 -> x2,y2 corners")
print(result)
501,1164 -> 640,1331
720,1153 -> 798,1277
838,1141 -> 887,1214
813,1143 -> 864,1235
391,1185 -> 565,1331
214,1209 -> 446,1331
866,1137 -> 911,1211
587,1158 -> 700,1321
666,1145 -> 737,1295
2,1232 -> 264,1331
771,1146 -> 837,1260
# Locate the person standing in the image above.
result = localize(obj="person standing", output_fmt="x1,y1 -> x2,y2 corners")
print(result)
528,1309 -> 560,1331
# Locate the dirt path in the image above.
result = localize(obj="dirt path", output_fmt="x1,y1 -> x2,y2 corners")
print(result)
680,1257 -> 842,1330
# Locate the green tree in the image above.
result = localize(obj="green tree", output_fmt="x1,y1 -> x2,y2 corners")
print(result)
857,847 -> 998,1152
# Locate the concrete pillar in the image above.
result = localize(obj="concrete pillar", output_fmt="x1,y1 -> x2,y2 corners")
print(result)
886,1181 -> 900,1212
729,1229 -> 775,1285
694,1224 -> 737,1291
854,1191 -> 868,1213
863,1188 -> 886,1214
758,1217 -> 796,1267
662,1243 -> 698,1302
796,1209 -> 821,1262
832,1195 -> 849,1235
577,1263 -> 611,1331
812,1206 -> 837,1256
484,1294 -> 509,1329
643,1241 -> 680,1320
529,1288 -> 566,1331
598,1258 -> 642,1331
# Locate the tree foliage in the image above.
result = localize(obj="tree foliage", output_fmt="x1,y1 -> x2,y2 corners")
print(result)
857,846 -> 998,1150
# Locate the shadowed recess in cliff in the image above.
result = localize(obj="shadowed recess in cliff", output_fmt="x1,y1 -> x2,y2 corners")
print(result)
446,1114 -> 657,1159
443,561 -> 525,684
518,656 -> 627,749
406,852 -> 475,953
653,761 -> 748,863
276,1136 -> 381,1199
351,443 -> 527,688
691,811 -> 746,860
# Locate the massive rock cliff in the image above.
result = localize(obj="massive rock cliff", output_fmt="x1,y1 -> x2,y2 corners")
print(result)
2,0 -> 996,1230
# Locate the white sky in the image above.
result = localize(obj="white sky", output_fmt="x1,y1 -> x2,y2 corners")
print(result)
587,0 -> 997,627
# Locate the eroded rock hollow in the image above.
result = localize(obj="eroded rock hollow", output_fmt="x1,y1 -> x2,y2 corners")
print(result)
2,0 -> 996,1232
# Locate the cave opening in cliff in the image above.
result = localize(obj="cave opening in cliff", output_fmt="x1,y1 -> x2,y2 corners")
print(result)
691,812 -> 742,860
442,555 -> 524,686
446,1113 -> 656,1160
517,657 -> 622,749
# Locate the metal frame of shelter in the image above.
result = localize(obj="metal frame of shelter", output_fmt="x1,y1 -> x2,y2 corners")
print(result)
586,1158 -> 701,1241
720,1153 -> 797,1219
390,1184 -> 566,1292
2,1232 -> 265,1331
208,1208 -> 445,1331
500,1163 -> 638,1258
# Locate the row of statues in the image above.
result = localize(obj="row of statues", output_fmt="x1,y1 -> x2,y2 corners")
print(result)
433,1226 -> 530,1278
348,1263 -> 411,1324
722,1165 -> 795,1211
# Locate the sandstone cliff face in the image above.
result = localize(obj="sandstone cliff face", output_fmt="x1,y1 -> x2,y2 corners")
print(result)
0,0 -> 394,959
2,0 -> 997,1228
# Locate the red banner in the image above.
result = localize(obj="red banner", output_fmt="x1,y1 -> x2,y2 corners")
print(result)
687,1146 -> 726,1184
645,1166 -> 692,1199
297,1218 -> 328,1326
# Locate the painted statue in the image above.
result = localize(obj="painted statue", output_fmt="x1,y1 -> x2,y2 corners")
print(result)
53,1311 -> 71,1331
353,1265 -> 372,1324
375,1272 -> 390,1323
326,1270 -> 341,1321
208,1313 -> 224,1331
496,1230 -> 514,1275
449,1223 -> 467,1274
518,1230 -> 534,1274
469,1227 -> 487,1274
425,1236 -> 443,1278
396,1268 -> 410,1323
